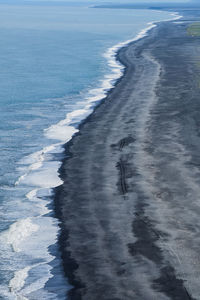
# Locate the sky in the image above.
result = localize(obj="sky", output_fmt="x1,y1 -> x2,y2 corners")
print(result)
12,0 -> 192,2
78,0 -> 191,2
8,0 -> 195,4
62,0 -> 192,3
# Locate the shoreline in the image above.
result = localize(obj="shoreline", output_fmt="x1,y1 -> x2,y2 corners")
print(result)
1,10 -> 179,299
53,14 -> 200,299
8,15 -> 160,300
54,26 -> 161,299
53,23 -> 160,298
54,22 -> 164,299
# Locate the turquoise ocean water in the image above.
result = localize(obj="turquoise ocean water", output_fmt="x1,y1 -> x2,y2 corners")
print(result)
0,3 -> 175,299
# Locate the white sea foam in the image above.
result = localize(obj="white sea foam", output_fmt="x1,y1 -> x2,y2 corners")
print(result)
45,124 -> 78,142
9,266 -> 32,298
9,261 -> 56,299
15,144 -> 62,186
23,163 -> 63,188
9,11 -> 182,299
3,218 -> 39,253
2,206 -> 60,299
26,188 -> 50,215
18,264 -> 54,298
26,189 -> 38,201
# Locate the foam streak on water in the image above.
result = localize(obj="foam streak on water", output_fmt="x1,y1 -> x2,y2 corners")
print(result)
0,10 -> 182,300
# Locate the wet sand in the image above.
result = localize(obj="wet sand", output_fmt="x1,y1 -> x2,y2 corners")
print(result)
55,19 -> 200,299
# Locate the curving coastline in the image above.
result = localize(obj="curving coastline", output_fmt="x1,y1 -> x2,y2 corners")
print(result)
54,16 -> 200,300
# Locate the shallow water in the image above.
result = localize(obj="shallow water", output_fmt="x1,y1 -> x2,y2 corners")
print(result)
0,3 -> 174,299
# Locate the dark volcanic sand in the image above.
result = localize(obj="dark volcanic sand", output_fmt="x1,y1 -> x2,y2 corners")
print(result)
55,19 -> 200,300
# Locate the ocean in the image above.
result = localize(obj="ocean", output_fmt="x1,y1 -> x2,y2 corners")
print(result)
0,2 -> 176,299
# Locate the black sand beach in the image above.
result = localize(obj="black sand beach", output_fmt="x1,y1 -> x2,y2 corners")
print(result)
55,17 -> 200,300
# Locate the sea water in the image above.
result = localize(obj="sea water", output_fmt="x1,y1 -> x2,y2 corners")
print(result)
0,2 -> 177,299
